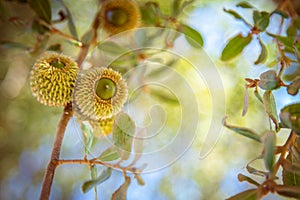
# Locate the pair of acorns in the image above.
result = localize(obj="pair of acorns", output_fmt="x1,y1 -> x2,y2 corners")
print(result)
30,0 -> 141,135
30,52 -> 127,135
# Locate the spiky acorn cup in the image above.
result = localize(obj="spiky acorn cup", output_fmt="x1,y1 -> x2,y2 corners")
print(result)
30,52 -> 78,106
74,67 -> 127,121
100,0 -> 141,35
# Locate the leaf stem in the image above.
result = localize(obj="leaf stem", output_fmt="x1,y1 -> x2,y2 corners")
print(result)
39,103 -> 73,200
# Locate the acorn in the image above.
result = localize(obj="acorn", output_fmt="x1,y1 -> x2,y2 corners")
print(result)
74,67 -> 128,121
30,52 -> 78,106
99,0 -> 141,35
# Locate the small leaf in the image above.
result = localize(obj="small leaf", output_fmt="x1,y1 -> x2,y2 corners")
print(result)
258,70 -> 281,90
253,11 -> 270,31
81,29 -> 94,45
226,189 -> 257,200
60,0 -> 78,40
91,165 -> 98,179
98,146 -> 120,162
223,117 -> 261,142
242,86 -> 249,116
111,176 -> 131,200
271,9 -> 289,18
113,113 -> 136,160
223,9 -> 251,26
262,131 -> 276,173
278,36 -> 294,52
254,37 -> 267,65
275,185 -> 300,198
262,91 -> 279,129
280,103 -> 300,135
98,41 -> 128,55
181,23 -> 204,48
82,122 -> 94,155
236,1 -> 254,9
237,173 -> 260,186
221,33 -> 252,61
134,174 -> 145,186
287,76 -> 300,96
90,165 -> 98,198
29,0 -> 52,23
267,32 -> 294,53
287,25 -> 297,37
254,90 -> 263,103
82,168 -> 112,193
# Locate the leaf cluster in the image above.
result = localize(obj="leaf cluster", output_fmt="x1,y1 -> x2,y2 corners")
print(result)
222,1 -> 300,199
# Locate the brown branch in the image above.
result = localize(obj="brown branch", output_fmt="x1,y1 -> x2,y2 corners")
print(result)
39,103 -> 73,200
37,19 -> 82,46
51,27 -> 82,46
56,159 -> 142,174
273,131 -> 297,175
39,7 -> 104,200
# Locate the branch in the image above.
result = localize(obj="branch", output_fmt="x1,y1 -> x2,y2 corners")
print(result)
39,103 -> 73,200
37,19 -> 82,46
39,7 -> 103,200
57,159 -> 142,174
273,131 -> 297,175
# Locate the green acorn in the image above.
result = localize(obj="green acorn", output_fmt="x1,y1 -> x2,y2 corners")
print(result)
100,0 -> 141,35
74,67 -> 128,120
30,52 -> 78,106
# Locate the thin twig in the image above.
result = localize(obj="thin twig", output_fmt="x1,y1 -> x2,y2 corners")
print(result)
273,131 -> 297,175
39,103 -> 73,200
37,19 -> 82,46
57,159 -> 142,174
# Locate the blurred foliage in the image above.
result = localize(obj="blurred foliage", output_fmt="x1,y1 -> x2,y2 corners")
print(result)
0,0 -> 300,200
221,1 -> 300,199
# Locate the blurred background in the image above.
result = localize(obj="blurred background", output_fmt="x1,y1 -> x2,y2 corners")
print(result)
0,0 -> 299,199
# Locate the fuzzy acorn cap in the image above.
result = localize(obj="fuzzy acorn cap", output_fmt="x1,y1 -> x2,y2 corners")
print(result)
30,52 -> 78,107
99,0 -> 141,35
74,67 -> 128,121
